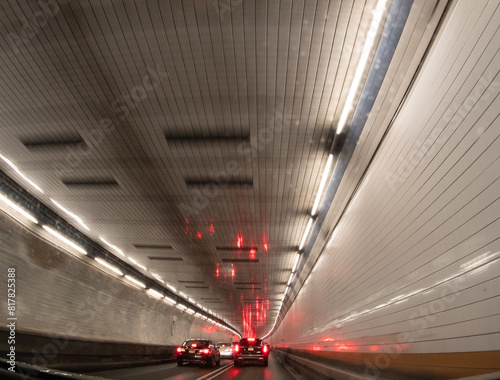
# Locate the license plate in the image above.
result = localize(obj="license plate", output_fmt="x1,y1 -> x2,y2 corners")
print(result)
189,350 -> 195,353
248,348 -> 254,351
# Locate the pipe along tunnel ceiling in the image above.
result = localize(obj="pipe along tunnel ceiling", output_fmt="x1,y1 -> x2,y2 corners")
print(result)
0,0 -> 499,361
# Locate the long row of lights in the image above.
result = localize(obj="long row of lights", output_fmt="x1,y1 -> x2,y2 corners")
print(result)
0,156 -> 240,337
263,0 -> 389,340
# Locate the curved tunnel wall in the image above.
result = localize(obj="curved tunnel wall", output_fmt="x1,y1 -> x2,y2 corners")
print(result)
0,211 -> 235,369
270,0 -> 500,378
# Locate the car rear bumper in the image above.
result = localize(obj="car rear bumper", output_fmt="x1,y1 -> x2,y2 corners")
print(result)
234,354 -> 268,362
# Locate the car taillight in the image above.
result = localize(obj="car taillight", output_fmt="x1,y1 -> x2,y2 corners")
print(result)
176,347 -> 185,354
202,349 -> 210,354
263,345 -> 269,354
234,344 -> 240,353
248,338 -> 255,342
229,348 -> 233,352
192,343 -> 197,348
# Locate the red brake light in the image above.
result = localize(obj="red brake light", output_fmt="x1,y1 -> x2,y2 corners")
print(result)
263,345 -> 269,354
234,344 -> 240,353
248,338 -> 255,342
191,343 -> 197,348
176,347 -> 185,353
202,349 -> 210,354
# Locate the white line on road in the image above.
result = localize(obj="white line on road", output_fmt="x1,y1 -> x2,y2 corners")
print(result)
195,362 -> 234,380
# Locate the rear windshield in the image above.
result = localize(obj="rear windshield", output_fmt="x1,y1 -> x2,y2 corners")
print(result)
240,338 -> 262,346
183,340 -> 210,348
216,342 -> 231,347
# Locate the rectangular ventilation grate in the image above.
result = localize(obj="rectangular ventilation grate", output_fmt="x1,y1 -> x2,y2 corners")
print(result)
234,281 -> 261,285
134,244 -> 173,249
236,287 -> 262,290
165,134 -> 250,143
62,178 -> 118,187
216,246 -> 257,251
221,259 -> 259,263
185,179 -> 253,187
22,138 -> 86,149
185,286 -> 210,289
148,256 -> 183,261
178,280 -> 204,284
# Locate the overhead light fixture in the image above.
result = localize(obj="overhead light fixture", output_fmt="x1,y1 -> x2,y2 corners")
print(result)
284,286 -> 289,296
51,199 -> 90,231
124,275 -> 146,289
0,153 -> 43,193
0,192 -> 38,224
336,0 -> 388,135
151,272 -> 165,284
99,237 -> 124,256
147,289 -> 164,299
167,284 -> 177,293
291,253 -> 300,273
176,304 -> 187,311
186,308 -> 195,314
299,218 -> 314,250
42,225 -> 87,255
164,296 -> 176,305
95,257 -> 123,276
128,257 -> 147,271
311,154 -> 334,215
287,272 -> 294,286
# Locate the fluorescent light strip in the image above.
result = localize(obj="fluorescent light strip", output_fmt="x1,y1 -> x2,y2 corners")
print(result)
0,193 -> 38,224
299,218 -> 314,250
42,225 -> 87,255
167,284 -> 177,293
95,257 -> 123,276
186,308 -> 195,314
164,296 -> 176,305
147,289 -> 164,299
128,257 -> 147,271
0,154 -> 43,193
311,154 -> 334,215
291,253 -> 300,273
151,272 -> 165,284
51,199 -> 90,231
99,237 -> 124,256
284,286 -> 289,296
336,0 -> 388,135
287,272 -> 294,286
124,275 -> 146,288
177,304 -> 187,310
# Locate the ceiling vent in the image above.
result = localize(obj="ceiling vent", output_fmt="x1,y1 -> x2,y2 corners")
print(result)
221,258 -> 259,263
22,137 -> 86,150
148,256 -> 183,261
61,178 -> 118,187
134,244 -> 173,249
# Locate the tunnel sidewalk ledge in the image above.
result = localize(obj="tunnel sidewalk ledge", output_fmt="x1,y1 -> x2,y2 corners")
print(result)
273,349 -> 385,380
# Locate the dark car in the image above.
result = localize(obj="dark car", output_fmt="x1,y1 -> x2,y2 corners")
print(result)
216,342 -> 233,359
176,339 -> 221,367
233,338 -> 270,366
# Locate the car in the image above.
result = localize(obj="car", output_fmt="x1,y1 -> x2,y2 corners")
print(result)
233,338 -> 270,367
216,342 -> 234,359
176,339 -> 221,367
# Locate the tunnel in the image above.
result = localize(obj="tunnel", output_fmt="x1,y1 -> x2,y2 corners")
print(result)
0,0 -> 499,379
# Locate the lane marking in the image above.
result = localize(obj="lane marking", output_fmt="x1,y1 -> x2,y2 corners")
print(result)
195,362 -> 233,380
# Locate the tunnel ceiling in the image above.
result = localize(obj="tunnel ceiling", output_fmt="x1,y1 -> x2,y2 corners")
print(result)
0,0 -> 440,337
